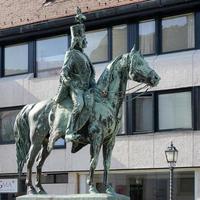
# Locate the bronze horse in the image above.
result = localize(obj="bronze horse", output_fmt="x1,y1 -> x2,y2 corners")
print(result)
14,47 -> 160,194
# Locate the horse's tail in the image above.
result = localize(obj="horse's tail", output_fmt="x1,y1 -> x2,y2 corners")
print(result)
14,104 -> 35,176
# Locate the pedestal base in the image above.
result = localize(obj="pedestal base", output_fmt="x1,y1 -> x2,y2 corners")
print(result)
17,194 -> 130,200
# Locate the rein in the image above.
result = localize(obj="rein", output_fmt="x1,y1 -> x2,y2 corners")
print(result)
120,84 -> 151,102
125,85 -> 151,102
96,53 -> 154,102
96,83 -> 151,102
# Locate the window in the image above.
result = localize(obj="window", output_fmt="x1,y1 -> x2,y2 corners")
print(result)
41,173 -> 68,184
112,25 -> 128,58
36,35 -> 68,77
162,13 -> 195,52
118,100 -> 126,135
54,138 -> 65,148
4,43 -> 28,76
93,172 -> 194,200
139,20 -> 155,55
85,29 -> 108,63
133,95 -> 153,133
158,91 -> 192,130
0,109 -> 21,143
125,88 -> 194,134
0,194 -> 16,200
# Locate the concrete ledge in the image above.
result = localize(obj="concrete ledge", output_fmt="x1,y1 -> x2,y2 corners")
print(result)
16,194 -> 130,200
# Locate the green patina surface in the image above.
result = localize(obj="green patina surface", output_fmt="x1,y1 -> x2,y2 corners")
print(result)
14,7 -> 160,196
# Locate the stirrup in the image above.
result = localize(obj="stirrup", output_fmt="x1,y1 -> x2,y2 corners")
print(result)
65,133 -> 81,142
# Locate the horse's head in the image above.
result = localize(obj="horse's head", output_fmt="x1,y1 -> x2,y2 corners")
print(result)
128,47 -> 160,87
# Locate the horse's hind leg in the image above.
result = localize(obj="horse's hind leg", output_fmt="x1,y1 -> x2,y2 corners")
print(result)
103,137 -> 116,194
48,130 -> 62,152
87,142 -> 101,194
26,142 -> 42,194
35,137 -> 50,194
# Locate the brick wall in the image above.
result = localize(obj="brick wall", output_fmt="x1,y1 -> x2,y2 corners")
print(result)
0,0 -> 144,30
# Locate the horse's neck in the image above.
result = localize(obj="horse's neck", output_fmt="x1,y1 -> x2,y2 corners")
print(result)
108,67 -> 127,114
99,58 -> 128,117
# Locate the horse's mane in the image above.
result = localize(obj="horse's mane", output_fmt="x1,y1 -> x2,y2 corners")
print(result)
97,55 -> 123,91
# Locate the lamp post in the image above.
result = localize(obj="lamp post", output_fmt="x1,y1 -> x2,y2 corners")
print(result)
165,142 -> 178,200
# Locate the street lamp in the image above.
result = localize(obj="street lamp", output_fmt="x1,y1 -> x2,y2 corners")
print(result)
165,142 -> 178,200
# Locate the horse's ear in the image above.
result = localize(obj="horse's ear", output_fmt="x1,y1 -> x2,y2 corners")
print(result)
130,44 -> 136,54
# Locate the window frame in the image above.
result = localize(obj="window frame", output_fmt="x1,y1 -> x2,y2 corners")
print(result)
124,87 -> 195,136
128,92 -> 155,135
53,138 -> 66,149
41,173 -> 68,184
111,24 -> 129,60
156,88 -> 194,132
85,28 -> 111,64
0,8 -> 200,78
138,19 -> 156,56
3,42 -> 30,77
0,106 -> 24,145
161,12 -> 196,54
35,34 -> 69,77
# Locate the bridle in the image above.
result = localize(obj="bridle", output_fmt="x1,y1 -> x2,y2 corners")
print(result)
96,54 -> 154,101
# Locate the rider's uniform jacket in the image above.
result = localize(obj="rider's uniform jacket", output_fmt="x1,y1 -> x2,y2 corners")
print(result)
54,48 -> 96,103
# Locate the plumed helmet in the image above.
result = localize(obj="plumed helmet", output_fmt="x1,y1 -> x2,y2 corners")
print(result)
70,7 -> 86,38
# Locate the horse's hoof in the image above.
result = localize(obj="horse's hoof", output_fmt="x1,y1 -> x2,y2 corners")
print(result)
105,185 -> 116,195
38,189 -> 47,194
27,186 -> 37,195
47,145 -> 53,153
89,185 -> 99,194
35,184 -> 47,194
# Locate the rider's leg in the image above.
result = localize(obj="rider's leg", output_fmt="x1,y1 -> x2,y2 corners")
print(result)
65,89 -> 84,141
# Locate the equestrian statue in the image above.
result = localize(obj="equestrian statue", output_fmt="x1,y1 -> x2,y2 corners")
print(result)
14,8 -> 160,195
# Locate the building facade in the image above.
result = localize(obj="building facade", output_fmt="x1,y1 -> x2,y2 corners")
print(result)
0,0 -> 200,199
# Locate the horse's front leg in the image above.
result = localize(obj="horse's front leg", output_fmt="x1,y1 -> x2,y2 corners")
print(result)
103,136 -> 116,195
87,129 -> 102,194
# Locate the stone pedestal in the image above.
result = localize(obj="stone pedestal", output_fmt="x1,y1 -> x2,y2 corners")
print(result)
16,194 -> 130,200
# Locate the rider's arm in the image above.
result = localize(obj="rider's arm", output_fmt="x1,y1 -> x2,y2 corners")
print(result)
89,67 -> 96,88
61,52 -> 74,86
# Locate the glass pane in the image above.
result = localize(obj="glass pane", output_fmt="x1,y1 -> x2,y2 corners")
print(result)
54,138 -> 65,147
112,25 -> 127,58
0,110 -> 20,143
56,174 -> 68,183
93,171 -> 194,200
139,20 -> 155,55
162,13 -> 194,52
36,35 -> 68,77
85,29 -> 108,63
4,43 -> 28,76
41,174 -> 54,184
135,95 -> 153,132
118,100 -> 126,135
159,92 -> 192,130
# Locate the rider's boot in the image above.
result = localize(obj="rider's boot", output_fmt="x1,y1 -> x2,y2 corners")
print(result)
65,112 -> 81,142
65,131 -> 81,142
65,123 -> 81,142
